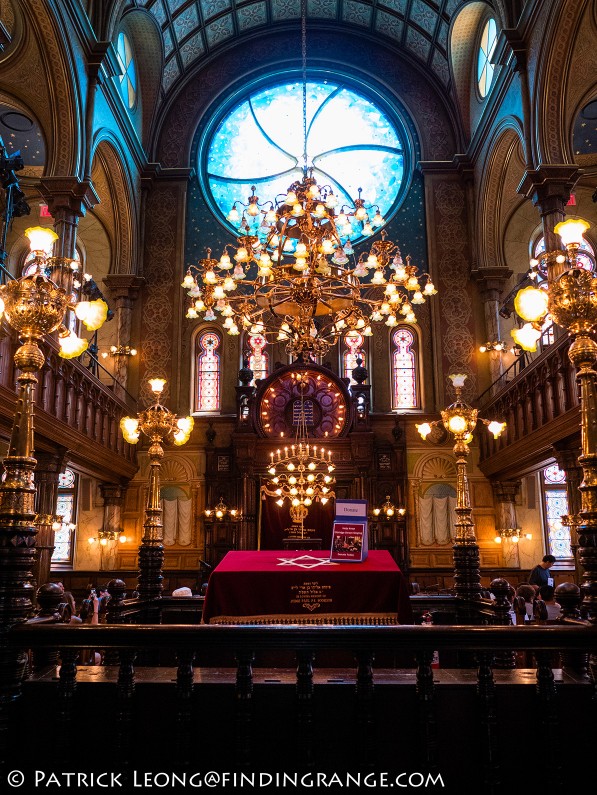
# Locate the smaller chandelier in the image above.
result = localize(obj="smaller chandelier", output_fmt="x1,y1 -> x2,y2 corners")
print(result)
204,496 -> 241,521
416,374 -> 506,444
120,379 -> 194,447
262,440 -> 336,532
104,344 -> 137,357
371,495 -> 406,519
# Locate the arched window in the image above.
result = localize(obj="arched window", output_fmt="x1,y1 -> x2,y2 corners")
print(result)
477,18 -> 497,98
391,327 -> 418,409
542,464 -> 572,560
52,468 -> 78,565
203,78 -> 410,245
342,330 -> 367,384
246,333 -> 269,385
194,330 -> 221,412
116,32 -> 137,109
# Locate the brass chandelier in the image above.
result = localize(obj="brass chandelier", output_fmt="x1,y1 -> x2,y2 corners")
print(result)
182,2 -> 436,359
261,375 -> 335,536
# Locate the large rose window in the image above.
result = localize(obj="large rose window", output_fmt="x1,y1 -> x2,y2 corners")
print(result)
204,79 -> 408,243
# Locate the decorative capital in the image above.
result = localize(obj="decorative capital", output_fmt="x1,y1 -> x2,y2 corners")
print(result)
491,480 -> 521,503
471,267 -> 514,300
103,275 -> 145,303
38,177 -> 100,217
517,166 -> 582,215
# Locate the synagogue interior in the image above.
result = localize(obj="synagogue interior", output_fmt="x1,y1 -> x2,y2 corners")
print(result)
1,0 -> 597,789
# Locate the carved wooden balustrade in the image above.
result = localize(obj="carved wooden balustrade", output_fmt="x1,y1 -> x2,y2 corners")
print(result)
0,330 -> 137,478
477,334 -> 579,476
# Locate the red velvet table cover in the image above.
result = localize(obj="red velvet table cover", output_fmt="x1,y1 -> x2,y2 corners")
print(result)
202,550 -> 413,624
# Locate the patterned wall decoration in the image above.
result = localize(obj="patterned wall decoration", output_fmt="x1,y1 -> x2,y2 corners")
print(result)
156,29 -> 456,166
432,178 -> 476,402
144,0 -> 462,100
140,185 -> 180,405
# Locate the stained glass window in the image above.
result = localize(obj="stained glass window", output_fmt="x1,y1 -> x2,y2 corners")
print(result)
477,18 -> 498,98
543,465 -> 572,559
343,331 -> 366,385
52,468 -> 77,564
247,333 -> 269,385
391,328 -> 418,409
195,330 -> 221,412
205,79 -> 407,243
116,32 -> 137,109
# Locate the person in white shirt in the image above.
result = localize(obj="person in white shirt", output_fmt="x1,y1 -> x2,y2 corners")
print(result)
538,584 -> 561,620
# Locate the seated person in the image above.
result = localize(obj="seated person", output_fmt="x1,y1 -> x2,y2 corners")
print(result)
513,584 -> 536,623
538,584 -> 561,620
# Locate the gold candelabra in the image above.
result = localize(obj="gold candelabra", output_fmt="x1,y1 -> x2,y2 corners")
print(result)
261,374 -> 335,537
371,495 -> 406,519
513,216 -> 597,618
0,225 -> 108,667
120,379 -> 193,598
416,373 -> 506,601
494,527 -> 532,544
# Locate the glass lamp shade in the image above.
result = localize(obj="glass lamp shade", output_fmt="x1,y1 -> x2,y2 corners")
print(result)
58,331 -> 89,359
554,217 -> 590,248
447,414 -> 467,434
148,378 -> 166,394
449,373 -> 467,388
514,286 -> 549,323
510,323 -> 542,352
120,416 -> 140,443
487,421 -> 506,439
75,299 -> 108,331
416,422 -> 432,440
25,226 -> 58,253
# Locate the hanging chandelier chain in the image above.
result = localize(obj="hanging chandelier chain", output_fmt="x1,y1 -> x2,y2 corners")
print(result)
301,0 -> 308,172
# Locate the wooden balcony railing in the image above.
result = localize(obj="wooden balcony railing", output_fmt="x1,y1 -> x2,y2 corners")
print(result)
477,333 -> 579,477
5,621 -> 596,788
0,330 -> 137,479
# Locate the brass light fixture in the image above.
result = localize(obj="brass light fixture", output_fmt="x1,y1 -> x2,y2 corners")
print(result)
261,374 -> 335,537
102,344 -> 137,358
416,374 -> 506,600
494,527 -> 532,544
88,527 -> 128,546
120,378 -> 194,598
204,496 -> 241,521
182,2 -> 437,360
512,216 -> 597,617
372,495 -> 406,519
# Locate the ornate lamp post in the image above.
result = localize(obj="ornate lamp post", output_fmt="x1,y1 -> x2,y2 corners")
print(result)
416,374 -> 506,601
120,379 -> 193,598
0,226 -> 108,700
512,217 -> 597,620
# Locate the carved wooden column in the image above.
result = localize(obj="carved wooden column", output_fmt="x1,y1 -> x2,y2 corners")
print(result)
491,481 -> 521,568
103,275 -> 145,395
32,448 -> 69,593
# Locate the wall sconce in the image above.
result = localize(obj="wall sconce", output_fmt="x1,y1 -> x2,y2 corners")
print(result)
371,495 -> 406,519
102,345 -> 137,359
204,496 -> 241,521
88,528 -> 128,546
494,527 -> 532,544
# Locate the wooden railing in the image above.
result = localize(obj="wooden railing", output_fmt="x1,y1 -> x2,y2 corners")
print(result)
0,331 -> 137,476
5,621 -> 595,789
477,333 -> 579,474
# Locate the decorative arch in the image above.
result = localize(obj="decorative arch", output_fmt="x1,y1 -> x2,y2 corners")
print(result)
477,124 -> 526,270
159,456 -> 196,483
90,136 -> 137,274
411,453 -> 457,547
450,2 -> 493,141
535,0 -> 588,164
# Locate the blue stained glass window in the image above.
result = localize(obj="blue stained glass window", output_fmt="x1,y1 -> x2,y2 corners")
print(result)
477,19 -> 497,98
116,33 -> 137,109
543,465 -> 572,559
205,80 -> 407,242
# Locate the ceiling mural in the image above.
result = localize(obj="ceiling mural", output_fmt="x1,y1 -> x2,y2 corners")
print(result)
144,0 -> 463,95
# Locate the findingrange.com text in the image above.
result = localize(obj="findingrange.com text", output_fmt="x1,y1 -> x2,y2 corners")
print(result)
7,771 -> 446,790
